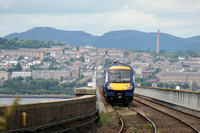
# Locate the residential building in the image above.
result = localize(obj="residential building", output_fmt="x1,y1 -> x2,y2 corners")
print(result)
32,70 -> 71,79
157,72 -> 200,85
0,71 -> 10,80
11,71 -> 32,78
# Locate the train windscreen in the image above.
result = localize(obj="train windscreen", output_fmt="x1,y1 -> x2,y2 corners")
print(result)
109,69 -> 131,83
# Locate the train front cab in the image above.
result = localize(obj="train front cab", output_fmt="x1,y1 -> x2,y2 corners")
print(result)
102,64 -> 135,104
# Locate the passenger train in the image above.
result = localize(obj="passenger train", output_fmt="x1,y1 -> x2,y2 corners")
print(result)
102,62 -> 135,105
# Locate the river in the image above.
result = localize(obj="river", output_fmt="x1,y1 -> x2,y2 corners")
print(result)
0,95 -> 75,105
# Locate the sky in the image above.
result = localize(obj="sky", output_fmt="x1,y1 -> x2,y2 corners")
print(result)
0,0 -> 200,38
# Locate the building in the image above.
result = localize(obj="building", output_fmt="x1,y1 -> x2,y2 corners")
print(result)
0,71 -> 10,80
32,70 -> 71,79
11,71 -> 32,78
157,72 -> 200,85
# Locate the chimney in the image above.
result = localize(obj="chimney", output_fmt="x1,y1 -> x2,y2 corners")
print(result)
156,30 -> 160,54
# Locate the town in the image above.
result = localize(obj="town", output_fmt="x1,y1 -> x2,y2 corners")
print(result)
0,42 -> 200,93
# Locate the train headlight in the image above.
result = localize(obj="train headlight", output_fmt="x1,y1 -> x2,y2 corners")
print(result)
127,85 -> 133,90
107,85 -> 113,90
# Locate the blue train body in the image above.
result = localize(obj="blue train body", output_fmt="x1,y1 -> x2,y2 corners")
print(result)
102,62 -> 135,104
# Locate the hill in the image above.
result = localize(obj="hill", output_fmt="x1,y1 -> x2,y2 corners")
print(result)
4,27 -> 200,51
5,27 -> 96,46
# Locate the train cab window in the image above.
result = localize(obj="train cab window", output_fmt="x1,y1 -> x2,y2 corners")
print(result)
109,69 -> 131,83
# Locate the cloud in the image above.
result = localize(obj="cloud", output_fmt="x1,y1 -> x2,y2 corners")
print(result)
0,0 -> 128,14
0,0 -> 199,37
0,0 -> 14,10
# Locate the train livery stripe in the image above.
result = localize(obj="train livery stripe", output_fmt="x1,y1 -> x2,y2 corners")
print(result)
109,66 -> 131,70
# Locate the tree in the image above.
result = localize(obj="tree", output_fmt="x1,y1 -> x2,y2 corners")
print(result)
60,76 -> 64,82
46,52 -> 50,56
14,63 -> 22,71
78,56 -> 85,62
169,84 -> 175,89
157,83 -> 163,87
163,83 -> 169,88
123,51 -> 129,57
135,78 -> 143,83
182,83 -> 189,89
105,50 -> 108,55
104,59 -> 113,67
141,81 -> 152,87
18,55 -> 24,61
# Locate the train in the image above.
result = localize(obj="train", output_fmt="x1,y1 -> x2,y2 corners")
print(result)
102,62 -> 135,105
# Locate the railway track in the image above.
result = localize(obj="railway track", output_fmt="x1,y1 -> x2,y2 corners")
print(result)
132,96 -> 200,133
114,109 -> 126,133
113,105 -> 155,133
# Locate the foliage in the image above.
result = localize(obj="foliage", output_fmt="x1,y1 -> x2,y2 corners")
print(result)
156,50 -> 200,58
7,63 -> 22,72
0,75 -> 88,95
155,68 -> 162,73
145,75 -> 157,80
157,83 -> 163,87
0,98 -> 20,131
154,58 -> 164,63
64,60 -> 72,66
98,113 -> 116,125
105,50 -> 108,55
43,57 -> 56,62
0,37 -> 64,49
182,83 -> 189,89
77,56 -> 85,62
123,51 -> 129,57
135,78 -> 143,83
113,106 -> 123,110
141,82 -> 152,87
125,61 -> 131,65
0,78 -> 73,95
18,55 -> 24,61
29,64 -> 43,70
104,59 -> 113,67
169,84 -> 176,89
163,83 -> 169,88
181,64 -> 190,68
48,62 -> 61,70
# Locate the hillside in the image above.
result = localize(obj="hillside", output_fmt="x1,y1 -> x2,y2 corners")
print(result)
5,27 -> 96,46
4,27 -> 200,51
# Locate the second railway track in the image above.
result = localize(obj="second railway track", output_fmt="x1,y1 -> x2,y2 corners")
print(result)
132,96 -> 200,133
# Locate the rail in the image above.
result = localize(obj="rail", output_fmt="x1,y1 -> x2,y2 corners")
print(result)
114,110 -> 126,133
134,98 -> 199,133
129,105 -> 156,133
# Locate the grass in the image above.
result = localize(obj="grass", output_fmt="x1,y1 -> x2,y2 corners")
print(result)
129,122 -> 153,133
113,106 -> 123,110
98,113 -> 116,125
145,122 -> 153,132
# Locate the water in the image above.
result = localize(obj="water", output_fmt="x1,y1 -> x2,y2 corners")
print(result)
0,97 -> 73,105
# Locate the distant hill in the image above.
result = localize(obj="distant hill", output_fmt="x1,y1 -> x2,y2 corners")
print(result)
5,27 -> 96,46
187,36 -> 200,43
4,27 -> 200,51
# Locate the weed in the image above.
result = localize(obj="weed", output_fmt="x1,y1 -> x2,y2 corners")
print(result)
113,106 -> 123,110
98,113 -> 116,125
145,122 -> 153,132
0,98 -> 20,131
